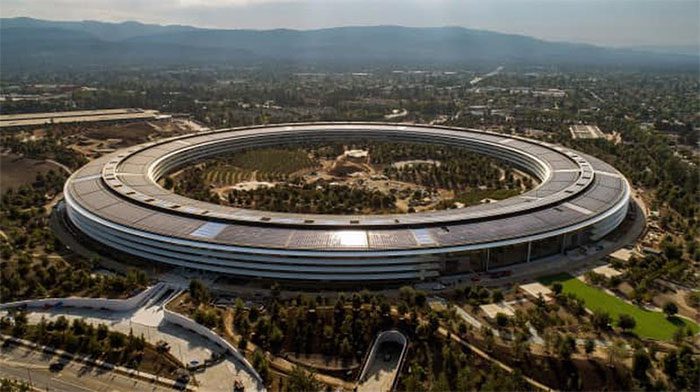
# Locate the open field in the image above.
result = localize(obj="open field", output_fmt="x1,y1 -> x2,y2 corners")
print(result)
448,187 -> 523,207
205,166 -> 253,185
83,121 -> 159,146
0,154 -> 57,192
226,148 -> 317,175
539,273 -> 699,340
202,148 -> 317,186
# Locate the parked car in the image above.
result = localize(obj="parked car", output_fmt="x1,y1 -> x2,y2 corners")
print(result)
49,361 -> 65,372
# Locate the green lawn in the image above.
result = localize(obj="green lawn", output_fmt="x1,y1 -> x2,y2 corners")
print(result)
538,273 -> 699,341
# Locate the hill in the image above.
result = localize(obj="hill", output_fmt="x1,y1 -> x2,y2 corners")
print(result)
1,17 -> 696,72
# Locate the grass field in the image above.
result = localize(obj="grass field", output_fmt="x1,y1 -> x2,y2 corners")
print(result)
451,188 -> 523,206
539,273 -> 699,340
205,166 -> 252,185
227,148 -> 316,175
204,148 -> 318,186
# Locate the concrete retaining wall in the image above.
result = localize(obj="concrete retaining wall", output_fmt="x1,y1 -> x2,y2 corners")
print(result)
0,282 -> 164,312
358,329 -> 408,391
162,308 -> 263,385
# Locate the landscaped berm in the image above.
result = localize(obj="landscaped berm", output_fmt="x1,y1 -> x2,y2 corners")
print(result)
539,273 -> 699,341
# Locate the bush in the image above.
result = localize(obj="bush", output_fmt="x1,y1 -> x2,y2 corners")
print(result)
617,313 -> 636,332
591,310 -> 612,331
189,279 -> 211,305
552,282 -> 563,295
495,313 -> 509,328
663,301 -> 678,318
632,349 -> 651,381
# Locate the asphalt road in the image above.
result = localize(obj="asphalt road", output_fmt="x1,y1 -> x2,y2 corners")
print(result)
358,342 -> 402,392
0,343 -> 173,392
7,284 -> 262,392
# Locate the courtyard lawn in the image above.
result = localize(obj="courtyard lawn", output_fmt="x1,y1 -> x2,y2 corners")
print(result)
538,273 -> 699,341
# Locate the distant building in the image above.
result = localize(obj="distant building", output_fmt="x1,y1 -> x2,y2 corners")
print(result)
0,108 -> 160,129
344,149 -> 369,163
63,123 -> 631,283
570,125 -> 605,139
519,282 -> 553,302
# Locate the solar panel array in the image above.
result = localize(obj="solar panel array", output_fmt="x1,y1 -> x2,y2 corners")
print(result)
66,123 -> 629,252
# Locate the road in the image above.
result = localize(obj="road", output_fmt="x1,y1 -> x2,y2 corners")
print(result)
357,341 -> 402,392
470,66 -> 503,85
0,343 -> 172,392
8,285 -> 263,392
45,159 -> 73,175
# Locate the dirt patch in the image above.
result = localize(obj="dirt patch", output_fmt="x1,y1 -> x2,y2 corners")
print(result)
0,154 -> 57,192
653,289 -> 699,321
83,122 -> 158,146
617,282 -> 635,298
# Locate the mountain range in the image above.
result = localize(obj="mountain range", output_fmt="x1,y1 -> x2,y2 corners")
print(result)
1,17 -> 696,72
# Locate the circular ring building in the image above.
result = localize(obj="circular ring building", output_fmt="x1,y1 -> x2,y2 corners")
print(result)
63,123 -> 630,282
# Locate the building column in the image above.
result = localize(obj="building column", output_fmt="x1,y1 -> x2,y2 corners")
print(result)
485,248 -> 491,271
526,241 -> 532,263
560,234 -> 567,254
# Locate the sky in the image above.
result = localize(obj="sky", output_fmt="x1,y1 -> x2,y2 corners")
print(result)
2,0 -> 699,48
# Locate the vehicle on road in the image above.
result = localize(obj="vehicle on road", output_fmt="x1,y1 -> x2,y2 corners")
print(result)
49,361 -> 65,372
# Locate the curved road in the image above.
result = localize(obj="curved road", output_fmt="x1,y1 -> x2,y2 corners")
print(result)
0,343 -> 172,392
3,286 -> 263,392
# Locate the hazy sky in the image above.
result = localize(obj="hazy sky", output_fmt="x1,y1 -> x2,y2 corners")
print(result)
2,0 -> 699,47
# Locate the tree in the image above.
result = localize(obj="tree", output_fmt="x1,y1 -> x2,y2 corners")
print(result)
552,282 -> 563,295
584,338 -> 595,357
591,310 -> 612,331
431,372 -> 451,392
663,301 -> 678,318
414,290 -> 427,307
287,365 -> 321,392
269,325 -> 284,353
491,289 -> 504,303
617,314 -> 636,332
494,313 -> 509,329
607,339 -> 626,368
556,334 -> 576,361
339,337 -> 352,360
251,350 -> 269,383
632,349 -> 651,381
512,332 -> 530,361
189,279 -> 210,305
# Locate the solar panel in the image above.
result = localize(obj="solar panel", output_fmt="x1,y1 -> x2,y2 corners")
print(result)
190,222 -> 227,239
412,229 -> 437,245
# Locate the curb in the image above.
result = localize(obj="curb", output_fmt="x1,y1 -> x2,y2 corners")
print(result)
0,334 -> 195,391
